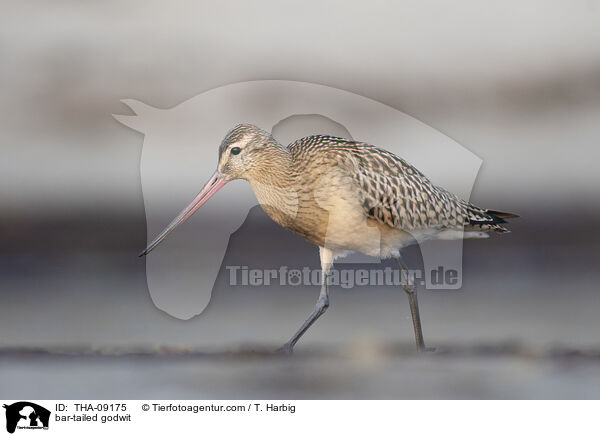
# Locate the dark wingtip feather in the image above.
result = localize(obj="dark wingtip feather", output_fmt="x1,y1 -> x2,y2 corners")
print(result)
486,210 -> 519,219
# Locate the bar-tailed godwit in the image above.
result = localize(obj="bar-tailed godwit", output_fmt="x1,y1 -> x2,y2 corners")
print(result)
140,124 -> 517,353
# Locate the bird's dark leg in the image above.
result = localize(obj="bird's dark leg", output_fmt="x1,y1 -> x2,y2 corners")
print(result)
395,257 -> 433,352
278,247 -> 333,354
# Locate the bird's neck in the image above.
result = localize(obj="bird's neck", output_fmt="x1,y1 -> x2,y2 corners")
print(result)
247,144 -> 294,188
246,145 -> 298,226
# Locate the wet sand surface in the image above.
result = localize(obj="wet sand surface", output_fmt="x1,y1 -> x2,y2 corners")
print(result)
2,343 -> 600,399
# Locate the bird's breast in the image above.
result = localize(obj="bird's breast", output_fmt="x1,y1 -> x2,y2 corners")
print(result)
249,178 -> 329,245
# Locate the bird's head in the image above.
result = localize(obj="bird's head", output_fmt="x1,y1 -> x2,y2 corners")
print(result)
216,123 -> 277,181
139,124 -> 283,257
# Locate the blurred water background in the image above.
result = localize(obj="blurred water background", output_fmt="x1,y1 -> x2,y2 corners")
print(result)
1,0 -> 599,398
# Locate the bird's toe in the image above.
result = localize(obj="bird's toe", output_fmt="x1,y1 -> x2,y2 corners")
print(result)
275,343 -> 295,355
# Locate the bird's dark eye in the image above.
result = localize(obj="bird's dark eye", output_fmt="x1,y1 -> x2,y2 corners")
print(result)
230,147 -> 241,155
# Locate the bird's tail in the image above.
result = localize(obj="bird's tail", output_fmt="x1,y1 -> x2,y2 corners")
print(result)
486,210 -> 520,220
466,207 -> 519,233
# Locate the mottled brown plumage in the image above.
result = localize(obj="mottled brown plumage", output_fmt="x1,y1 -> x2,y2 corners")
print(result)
217,125 -> 516,259
289,134 -> 513,233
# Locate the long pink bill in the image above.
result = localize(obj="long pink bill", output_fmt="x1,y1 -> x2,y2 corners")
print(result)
139,171 -> 228,257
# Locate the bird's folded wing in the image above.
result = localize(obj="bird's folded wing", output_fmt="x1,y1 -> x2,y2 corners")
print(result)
347,144 -> 468,231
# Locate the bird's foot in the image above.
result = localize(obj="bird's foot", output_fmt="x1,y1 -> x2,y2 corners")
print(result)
418,346 -> 436,353
275,342 -> 295,355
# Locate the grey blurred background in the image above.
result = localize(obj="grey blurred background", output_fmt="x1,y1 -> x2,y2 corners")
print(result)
1,0 -> 599,399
